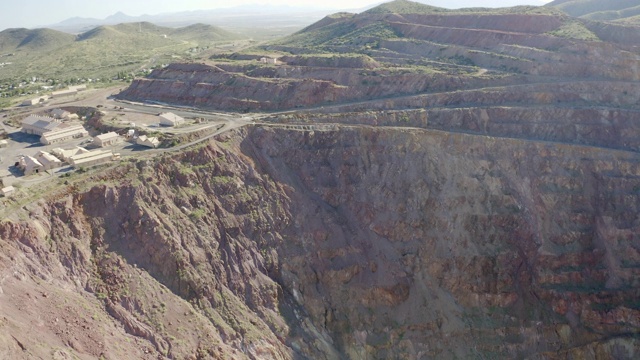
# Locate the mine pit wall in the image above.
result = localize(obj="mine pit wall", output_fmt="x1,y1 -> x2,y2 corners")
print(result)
0,126 -> 638,358
117,62 -> 514,112
326,81 -> 640,113
395,14 -> 565,34
378,37 -> 640,80
279,104 -> 640,153
248,126 -> 640,358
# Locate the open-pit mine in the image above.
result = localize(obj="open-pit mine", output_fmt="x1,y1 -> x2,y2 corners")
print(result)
1,0 -> 639,359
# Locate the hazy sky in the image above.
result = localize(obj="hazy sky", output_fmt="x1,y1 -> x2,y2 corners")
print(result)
2,0 -> 553,30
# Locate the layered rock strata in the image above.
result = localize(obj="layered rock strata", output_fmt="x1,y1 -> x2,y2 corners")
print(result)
0,126 -> 638,359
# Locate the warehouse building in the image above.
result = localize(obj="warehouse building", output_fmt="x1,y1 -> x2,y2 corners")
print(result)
21,115 -> 61,136
159,112 -> 185,127
40,125 -> 88,145
69,150 -> 120,168
51,147 -> 90,162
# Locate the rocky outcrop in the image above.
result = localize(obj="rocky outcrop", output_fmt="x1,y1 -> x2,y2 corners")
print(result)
0,126 -> 638,358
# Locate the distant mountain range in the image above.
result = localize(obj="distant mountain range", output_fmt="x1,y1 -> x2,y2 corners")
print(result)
45,5 -> 358,35
0,22 -> 243,54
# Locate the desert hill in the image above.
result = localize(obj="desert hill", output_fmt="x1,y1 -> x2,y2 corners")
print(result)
170,23 -> 244,42
0,22 -> 245,82
0,22 -> 241,54
0,28 -> 75,53
363,0 -> 448,14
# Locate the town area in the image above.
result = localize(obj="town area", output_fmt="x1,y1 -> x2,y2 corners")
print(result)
0,85 -> 253,198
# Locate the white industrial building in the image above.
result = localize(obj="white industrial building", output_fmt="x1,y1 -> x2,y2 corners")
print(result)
94,132 -> 121,147
21,115 -> 61,136
69,150 -> 119,168
51,147 -> 90,162
35,151 -> 63,171
159,112 -> 185,127
18,156 -> 44,176
1,186 -> 15,197
22,96 -> 49,106
40,125 -> 88,145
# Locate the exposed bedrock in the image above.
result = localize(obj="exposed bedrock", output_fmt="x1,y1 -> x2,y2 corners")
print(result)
1,126 -> 638,358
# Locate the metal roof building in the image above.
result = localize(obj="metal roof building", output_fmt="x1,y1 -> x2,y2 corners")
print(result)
21,115 -> 61,136
35,151 -> 63,170
51,147 -> 90,162
159,112 -> 185,127
18,156 -> 44,176
69,150 -> 117,168
136,135 -> 160,148
40,125 -> 88,145
94,132 -> 121,147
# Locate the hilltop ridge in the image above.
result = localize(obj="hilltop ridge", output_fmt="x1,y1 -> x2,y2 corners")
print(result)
0,21 -> 245,82
0,28 -> 75,52
363,0 -> 447,14
547,0 -> 640,22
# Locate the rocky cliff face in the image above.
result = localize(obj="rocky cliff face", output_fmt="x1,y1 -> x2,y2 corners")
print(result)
1,126 -> 638,359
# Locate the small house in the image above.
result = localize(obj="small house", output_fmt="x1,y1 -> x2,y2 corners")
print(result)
18,156 -> 44,176
0,140 -> 8,148
35,151 -> 62,171
136,135 -> 160,148
51,108 -> 71,119
260,57 -> 278,65
21,96 -> 49,106
1,186 -> 15,197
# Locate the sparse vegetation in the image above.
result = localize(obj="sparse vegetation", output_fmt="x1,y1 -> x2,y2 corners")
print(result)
547,20 -> 601,41
364,0 -> 447,15
548,0 -> 640,22
0,22 -> 245,105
